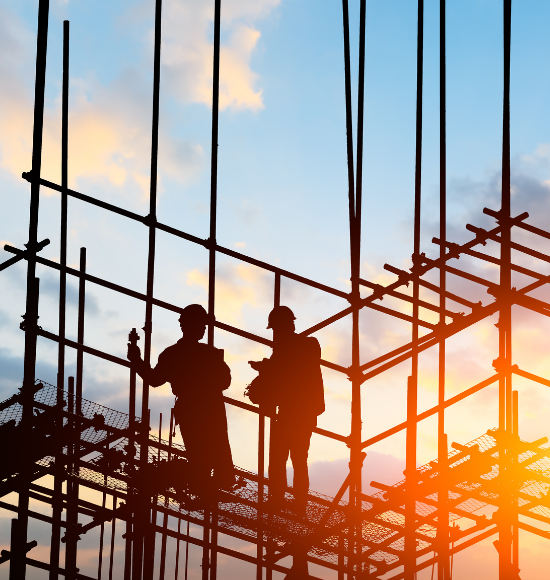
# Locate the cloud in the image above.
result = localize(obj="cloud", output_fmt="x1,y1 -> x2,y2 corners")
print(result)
0,347 -> 58,397
186,262 -> 272,327
0,68 -> 203,199
39,274 -> 100,316
161,0 -> 280,112
0,0 -> 280,199
218,25 -> 264,111
0,6 -> 34,180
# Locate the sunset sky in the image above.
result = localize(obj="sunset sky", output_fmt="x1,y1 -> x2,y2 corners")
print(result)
2,0 -> 550,578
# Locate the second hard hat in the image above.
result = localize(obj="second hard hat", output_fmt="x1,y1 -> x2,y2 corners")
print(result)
267,305 -> 296,329
179,304 -> 208,325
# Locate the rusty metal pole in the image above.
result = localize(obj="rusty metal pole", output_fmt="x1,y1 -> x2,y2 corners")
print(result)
512,390 -> 519,576
405,1 -> 424,578
140,0 -> 163,575
158,408 -> 175,580
65,250 -> 86,580
350,0 -> 367,574
437,1 -> 449,578
125,328 -> 139,580
10,0 -> 50,576
499,2 -> 513,579
341,0 -> 356,576
65,376 -> 77,579
204,0 -> 222,578
50,19 -> 69,580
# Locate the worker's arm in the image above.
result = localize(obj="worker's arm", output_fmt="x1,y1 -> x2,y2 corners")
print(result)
218,361 -> 231,391
212,350 -> 231,391
306,337 -> 322,361
127,343 -> 168,387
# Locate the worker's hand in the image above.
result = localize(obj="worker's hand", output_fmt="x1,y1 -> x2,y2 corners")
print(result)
248,359 -> 267,371
127,342 -> 142,363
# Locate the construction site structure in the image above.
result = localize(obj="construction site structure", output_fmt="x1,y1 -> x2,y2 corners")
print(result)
2,0 -> 550,579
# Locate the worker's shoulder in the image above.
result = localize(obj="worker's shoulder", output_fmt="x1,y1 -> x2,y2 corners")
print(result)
295,334 -> 321,353
158,340 -> 183,357
158,340 -> 219,359
196,342 -> 224,357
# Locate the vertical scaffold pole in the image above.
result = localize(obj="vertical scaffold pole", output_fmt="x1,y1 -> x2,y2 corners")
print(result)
108,497 -> 117,580
499,1 -> 513,578
98,440 -> 108,580
341,1 -> 356,575
65,376 -> 77,579
405,0 -> 424,578
207,0 -> 222,349
10,0 -> 50,577
126,328 -> 139,580
76,247 -> 86,404
257,401 -> 265,580
140,0 -> 163,576
437,1 -> 449,579
66,248 -> 85,579
350,0 -> 367,574
50,18 -> 69,580
512,390 -> 518,575
159,408 -> 175,580
207,0 -> 222,347
262,272 -> 280,580
204,0 -> 222,578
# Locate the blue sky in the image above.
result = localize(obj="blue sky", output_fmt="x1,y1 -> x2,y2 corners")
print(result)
3,1 -> 550,577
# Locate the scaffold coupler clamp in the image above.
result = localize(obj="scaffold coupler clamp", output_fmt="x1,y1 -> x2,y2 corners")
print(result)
19,312 -> 42,333
383,263 -> 411,286
410,251 -> 430,274
445,241 -> 462,261
465,223 -> 489,245
142,213 -> 157,227
18,381 -> 44,399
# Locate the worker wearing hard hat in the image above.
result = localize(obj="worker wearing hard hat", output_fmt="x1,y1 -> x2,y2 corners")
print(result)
248,305 -> 325,511
127,304 -> 235,491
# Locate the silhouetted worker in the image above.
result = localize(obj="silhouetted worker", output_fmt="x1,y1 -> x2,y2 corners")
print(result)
127,304 -> 235,491
249,306 -> 325,510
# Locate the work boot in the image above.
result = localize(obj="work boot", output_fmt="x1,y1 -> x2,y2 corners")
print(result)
266,493 -> 285,513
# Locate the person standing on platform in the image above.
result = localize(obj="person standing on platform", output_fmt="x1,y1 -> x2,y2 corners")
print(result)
127,304 -> 235,491
248,305 -> 325,510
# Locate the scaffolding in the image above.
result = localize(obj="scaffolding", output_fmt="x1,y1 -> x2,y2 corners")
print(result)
2,0 -> 550,579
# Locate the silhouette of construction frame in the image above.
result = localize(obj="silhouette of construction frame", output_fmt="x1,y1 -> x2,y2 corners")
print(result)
3,0 -> 550,579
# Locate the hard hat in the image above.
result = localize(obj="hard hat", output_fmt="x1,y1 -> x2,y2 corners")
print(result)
267,305 -> 296,329
178,304 -> 208,325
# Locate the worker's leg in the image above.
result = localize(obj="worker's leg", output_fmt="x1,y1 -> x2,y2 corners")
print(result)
196,400 -> 235,488
175,405 -> 211,489
212,426 -> 236,488
289,420 -> 314,506
268,417 -> 291,503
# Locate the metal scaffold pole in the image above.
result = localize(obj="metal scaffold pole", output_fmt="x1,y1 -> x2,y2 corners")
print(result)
350,0 -> 367,575
65,248 -> 86,579
437,1 -> 449,578
205,0 -> 222,578
341,0 -> 356,576
139,0 -> 164,576
50,18 -> 70,580
498,1 -> 514,578
405,1 -> 424,578
10,0 -> 49,577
